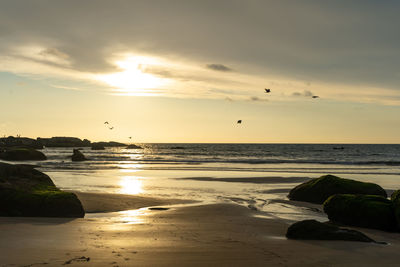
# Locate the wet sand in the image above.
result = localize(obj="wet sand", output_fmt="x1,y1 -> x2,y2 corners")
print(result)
72,191 -> 196,213
1,193 -> 400,266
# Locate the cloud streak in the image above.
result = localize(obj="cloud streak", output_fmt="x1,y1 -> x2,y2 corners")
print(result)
206,64 -> 232,72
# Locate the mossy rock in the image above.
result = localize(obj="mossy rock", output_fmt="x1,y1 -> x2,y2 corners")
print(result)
391,190 -> 400,229
286,219 -> 375,242
0,162 -> 84,217
0,147 -> 47,161
323,194 -> 396,232
288,175 -> 387,204
71,149 -> 87,161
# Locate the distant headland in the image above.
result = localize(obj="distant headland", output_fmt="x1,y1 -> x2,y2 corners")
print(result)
0,136 -> 127,149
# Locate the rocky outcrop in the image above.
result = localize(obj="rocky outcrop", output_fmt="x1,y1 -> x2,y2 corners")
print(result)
286,219 -> 376,242
71,149 -> 87,161
91,143 -> 105,150
0,136 -> 43,149
0,162 -> 84,217
37,137 -> 91,147
288,175 -> 387,204
323,194 -> 397,232
93,141 -> 126,147
126,144 -> 142,149
0,147 -> 47,161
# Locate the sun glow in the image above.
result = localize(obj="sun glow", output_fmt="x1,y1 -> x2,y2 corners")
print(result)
97,55 -> 168,95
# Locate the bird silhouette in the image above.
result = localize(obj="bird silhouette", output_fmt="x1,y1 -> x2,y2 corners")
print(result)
237,120 -> 242,124
264,88 -> 271,93
104,121 -> 109,124
312,95 -> 319,99
129,137 -> 132,139
109,127 -> 114,130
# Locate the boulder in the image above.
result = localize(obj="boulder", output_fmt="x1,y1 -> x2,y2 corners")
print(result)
286,219 -> 376,242
288,175 -> 387,204
0,162 -> 84,217
71,149 -> 86,161
126,144 -> 142,149
391,190 -> 400,229
0,147 -> 47,161
323,194 -> 397,232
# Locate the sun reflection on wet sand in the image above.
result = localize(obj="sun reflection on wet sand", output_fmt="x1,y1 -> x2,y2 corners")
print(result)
118,209 -> 146,225
119,176 -> 143,195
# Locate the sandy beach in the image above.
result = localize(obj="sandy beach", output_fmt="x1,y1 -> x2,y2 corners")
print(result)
1,192 -> 400,267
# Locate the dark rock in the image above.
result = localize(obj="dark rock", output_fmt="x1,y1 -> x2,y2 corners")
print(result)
91,143 -> 105,150
93,141 -> 126,147
391,190 -> 400,229
0,136 -> 43,149
126,144 -> 142,149
288,175 -> 387,204
37,137 -> 91,147
286,219 -> 376,242
0,147 -> 47,161
0,162 -> 84,217
323,194 -> 397,232
71,149 -> 87,161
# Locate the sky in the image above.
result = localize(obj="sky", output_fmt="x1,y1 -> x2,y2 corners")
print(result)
1,0 -> 400,143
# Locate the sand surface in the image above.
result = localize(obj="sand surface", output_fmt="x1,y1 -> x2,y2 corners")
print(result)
1,193 -> 400,266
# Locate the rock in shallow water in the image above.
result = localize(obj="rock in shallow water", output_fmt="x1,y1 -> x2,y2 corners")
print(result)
323,194 -> 397,232
286,219 -> 376,242
288,175 -> 387,204
71,149 -> 87,161
0,162 -> 84,217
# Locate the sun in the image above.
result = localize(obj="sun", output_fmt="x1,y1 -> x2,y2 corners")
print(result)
97,55 -> 167,95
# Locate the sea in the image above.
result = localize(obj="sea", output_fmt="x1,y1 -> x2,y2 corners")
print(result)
8,144 -> 400,221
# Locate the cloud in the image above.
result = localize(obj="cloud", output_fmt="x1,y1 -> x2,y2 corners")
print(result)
292,90 -> 313,97
249,96 -> 268,102
1,1 -> 400,104
206,64 -> 232,72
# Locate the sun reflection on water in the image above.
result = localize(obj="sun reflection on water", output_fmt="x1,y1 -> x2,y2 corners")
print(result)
119,176 -> 143,195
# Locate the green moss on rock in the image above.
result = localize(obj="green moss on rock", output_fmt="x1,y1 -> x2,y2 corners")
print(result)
391,190 -> 400,230
0,162 -> 84,217
286,219 -> 376,242
323,194 -> 396,232
288,175 -> 387,204
0,147 -> 47,161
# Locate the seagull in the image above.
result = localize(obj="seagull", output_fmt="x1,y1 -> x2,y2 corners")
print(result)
312,95 -> 319,99
264,88 -> 271,93
237,120 -> 242,124
109,127 -> 114,130
104,121 -> 109,124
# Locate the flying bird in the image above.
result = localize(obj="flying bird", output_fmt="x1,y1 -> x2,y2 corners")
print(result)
104,121 -> 109,124
237,120 -> 242,124
264,88 -> 271,93
312,95 -> 319,99
109,127 -> 114,130
129,137 -> 132,139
